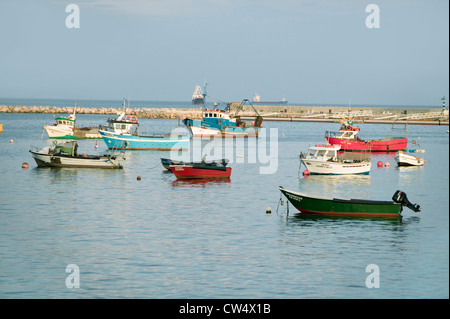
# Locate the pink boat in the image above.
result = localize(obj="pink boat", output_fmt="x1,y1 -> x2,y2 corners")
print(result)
325,123 -> 408,152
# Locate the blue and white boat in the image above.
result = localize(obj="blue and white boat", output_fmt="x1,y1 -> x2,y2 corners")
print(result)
183,99 -> 263,138
99,107 -> 189,151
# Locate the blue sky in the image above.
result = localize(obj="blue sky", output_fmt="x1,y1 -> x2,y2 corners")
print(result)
0,0 -> 448,106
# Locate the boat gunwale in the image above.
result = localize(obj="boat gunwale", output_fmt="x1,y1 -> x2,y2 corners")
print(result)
29,150 -> 123,161
279,186 -> 397,206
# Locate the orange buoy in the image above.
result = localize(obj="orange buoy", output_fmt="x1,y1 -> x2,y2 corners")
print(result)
137,176 -> 141,181
385,162 -> 390,167
377,161 -> 383,167
22,162 -> 29,169
10,139 -> 14,143
303,170 -> 310,176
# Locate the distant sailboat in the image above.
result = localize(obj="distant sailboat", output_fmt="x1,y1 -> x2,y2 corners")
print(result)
192,82 -> 207,105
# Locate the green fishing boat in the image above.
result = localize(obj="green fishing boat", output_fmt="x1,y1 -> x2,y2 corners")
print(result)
279,186 -> 420,218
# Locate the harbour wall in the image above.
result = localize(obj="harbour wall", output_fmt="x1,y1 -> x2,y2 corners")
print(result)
0,104 -> 448,125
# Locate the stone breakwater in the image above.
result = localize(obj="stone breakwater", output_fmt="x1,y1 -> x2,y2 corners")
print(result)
0,105 -> 203,119
1,104 -> 448,124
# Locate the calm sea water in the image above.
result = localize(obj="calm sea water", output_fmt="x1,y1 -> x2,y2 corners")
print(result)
0,112 -> 448,299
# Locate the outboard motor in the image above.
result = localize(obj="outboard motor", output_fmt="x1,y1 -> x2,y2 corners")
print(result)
392,190 -> 421,212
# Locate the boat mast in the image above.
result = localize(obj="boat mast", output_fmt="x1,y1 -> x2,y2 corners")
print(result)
202,81 -> 208,112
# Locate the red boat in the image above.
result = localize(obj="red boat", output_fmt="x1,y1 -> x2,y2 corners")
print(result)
325,123 -> 408,152
170,165 -> 232,179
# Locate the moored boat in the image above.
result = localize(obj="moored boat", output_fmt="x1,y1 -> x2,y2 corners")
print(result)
43,108 -> 101,139
29,141 -> 125,169
99,103 -> 189,151
43,112 -> 76,139
161,157 -> 229,170
183,99 -> 263,138
279,186 -> 421,218
300,144 -> 371,175
395,151 -> 426,166
170,164 -> 231,179
325,122 -> 407,152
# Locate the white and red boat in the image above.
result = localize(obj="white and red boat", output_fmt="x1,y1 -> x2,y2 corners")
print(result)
325,122 -> 407,152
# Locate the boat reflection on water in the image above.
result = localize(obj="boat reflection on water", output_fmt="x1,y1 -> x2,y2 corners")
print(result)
171,178 -> 231,188
298,174 -> 372,206
300,174 -> 371,188
288,212 -> 403,224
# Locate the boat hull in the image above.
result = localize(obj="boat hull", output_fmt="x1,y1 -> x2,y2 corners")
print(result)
99,130 -> 189,151
192,98 -> 204,105
170,165 -> 232,179
395,151 -> 425,166
326,137 -> 407,152
30,151 -> 124,169
44,125 -> 74,139
301,159 -> 371,175
44,125 -> 101,139
279,187 -> 402,217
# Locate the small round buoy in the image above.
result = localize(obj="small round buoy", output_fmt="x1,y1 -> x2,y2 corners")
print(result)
266,207 -> 271,214
137,176 -> 141,181
10,139 -> 13,143
385,162 -> 390,167
22,162 -> 29,169
303,170 -> 310,176
377,161 -> 383,167
424,160 -> 427,163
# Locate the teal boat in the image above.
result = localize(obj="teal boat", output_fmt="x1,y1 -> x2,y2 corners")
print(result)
279,186 -> 420,218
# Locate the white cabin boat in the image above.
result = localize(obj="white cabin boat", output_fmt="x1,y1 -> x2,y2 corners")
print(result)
44,112 -> 76,139
300,144 -> 371,175
29,141 -> 125,169
44,108 -> 101,139
395,151 -> 426,166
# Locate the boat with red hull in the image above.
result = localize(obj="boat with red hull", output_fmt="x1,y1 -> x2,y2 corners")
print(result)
325,123 -> 407,152
170,165 -> 232,179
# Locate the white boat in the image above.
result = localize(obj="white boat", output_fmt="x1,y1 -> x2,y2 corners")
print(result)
395,150 -> 426,166
300,144 -> 372,175
44,111 -> 76,138
43,108 -> 101,139
29,141 -> 125,169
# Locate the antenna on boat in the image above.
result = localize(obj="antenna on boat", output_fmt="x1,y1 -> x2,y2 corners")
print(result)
122,97 -> 128,114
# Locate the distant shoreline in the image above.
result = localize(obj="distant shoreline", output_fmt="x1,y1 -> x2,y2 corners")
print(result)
0,104 -> 448,125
